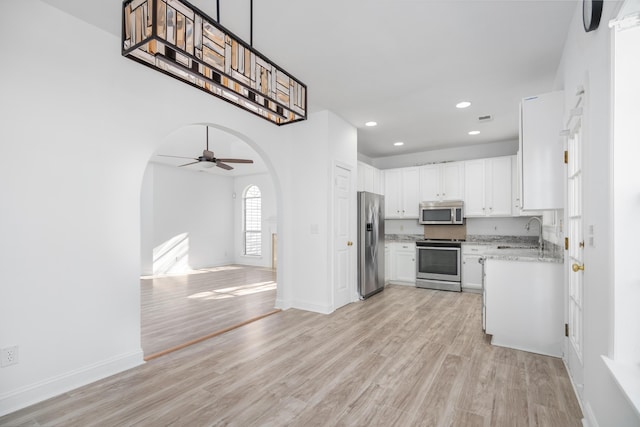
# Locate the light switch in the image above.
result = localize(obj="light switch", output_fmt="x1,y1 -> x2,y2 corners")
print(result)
310,224 -> 319,234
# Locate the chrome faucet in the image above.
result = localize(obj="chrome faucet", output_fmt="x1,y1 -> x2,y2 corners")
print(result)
525,217 -> 544,254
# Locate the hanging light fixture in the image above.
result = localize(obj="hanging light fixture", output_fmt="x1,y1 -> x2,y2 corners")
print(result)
122,0 -> 307,125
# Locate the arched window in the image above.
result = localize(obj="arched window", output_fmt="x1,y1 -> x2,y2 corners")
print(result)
243,185 -> 262,256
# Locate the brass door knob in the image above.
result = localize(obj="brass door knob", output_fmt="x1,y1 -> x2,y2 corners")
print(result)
347,241 -> 353,246
572,263 -> 585,272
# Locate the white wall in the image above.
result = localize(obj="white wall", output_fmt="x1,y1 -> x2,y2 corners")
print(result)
233,173 -> 277,268
140,164 -> 154,275
0,0 -> 356,415
385,219 -> 424,235
146,163 -> 235,273
371,139 -> 518,169
555,1 -> 639,425
142,166 -> 275,274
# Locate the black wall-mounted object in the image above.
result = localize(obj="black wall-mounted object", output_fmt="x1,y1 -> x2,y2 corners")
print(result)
583,0 -> 604,32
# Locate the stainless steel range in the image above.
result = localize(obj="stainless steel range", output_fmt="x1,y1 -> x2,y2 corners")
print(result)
415,239 -> 463,292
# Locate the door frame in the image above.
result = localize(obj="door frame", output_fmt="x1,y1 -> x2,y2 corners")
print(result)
563,83 -> 587,408
331,160 -> 358,311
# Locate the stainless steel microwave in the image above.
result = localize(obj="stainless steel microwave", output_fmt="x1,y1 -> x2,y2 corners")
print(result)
419,200 -> 464,225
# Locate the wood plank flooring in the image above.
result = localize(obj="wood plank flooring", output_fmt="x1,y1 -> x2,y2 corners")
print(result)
0,285 -> 583,426
141,265 -> 277,356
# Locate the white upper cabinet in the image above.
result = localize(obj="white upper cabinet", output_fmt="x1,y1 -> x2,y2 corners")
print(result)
464,160 -> 486,216
519,91 -> 564,210
464,156 -> 513,217
357,161 -> 384,195
419,162 -> 464,202
384,167 -> 419,218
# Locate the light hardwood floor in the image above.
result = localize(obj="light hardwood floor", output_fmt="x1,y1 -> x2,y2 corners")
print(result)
141,265 -> 277,356
0,285 -> 582,426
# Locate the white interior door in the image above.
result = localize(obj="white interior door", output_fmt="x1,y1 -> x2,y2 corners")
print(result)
334,164 -> 353,310
566,118 -> 584,400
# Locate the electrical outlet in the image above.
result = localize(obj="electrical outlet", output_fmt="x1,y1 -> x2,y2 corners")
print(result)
1,346 -> 19,367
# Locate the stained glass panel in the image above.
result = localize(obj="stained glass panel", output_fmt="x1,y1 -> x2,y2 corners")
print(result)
157,1 -> 166,39
185,18 -> 193,54
166,6 -> 175,44
176,12 -> 185,50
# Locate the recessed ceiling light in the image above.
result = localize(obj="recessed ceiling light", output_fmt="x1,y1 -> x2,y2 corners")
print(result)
456,101 -> 472,109
365,121 -> 377,127
468,130 -> 480,135
394,141 -> 404,146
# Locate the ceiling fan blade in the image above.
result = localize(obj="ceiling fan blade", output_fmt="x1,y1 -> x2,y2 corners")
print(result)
157,154 -> 197,160
216,158 -> 254,164
179,161 -> 200,167
216,162 -> 234,170
203,149 -> 215,160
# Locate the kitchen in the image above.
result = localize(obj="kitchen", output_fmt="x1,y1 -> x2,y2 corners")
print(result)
357,89 -> 566,356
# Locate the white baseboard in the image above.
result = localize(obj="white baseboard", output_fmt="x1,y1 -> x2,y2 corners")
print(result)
291,299 -> 333,314
275,298 -> 290,310
582,401 -> 600,427
560,358 -> 588,426
0,350 -> 144,417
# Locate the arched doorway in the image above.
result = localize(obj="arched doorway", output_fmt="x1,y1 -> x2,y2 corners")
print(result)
139,124 -> 281,358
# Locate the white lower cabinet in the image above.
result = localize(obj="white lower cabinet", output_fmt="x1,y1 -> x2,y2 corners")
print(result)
462,255 -> 483,292
484,259 -> 563,357
462,244 -> 495,293
384,244 -> 390,283
386,242 -> 416,285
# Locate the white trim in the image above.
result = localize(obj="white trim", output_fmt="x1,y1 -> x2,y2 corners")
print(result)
0,350 -> 144,417
582,400 -> 601,427
562,357 -> 585,413
609,12 -> 640,31
602,356 -> 640,419
274,298 -> 290,310
292,299 -> 334,315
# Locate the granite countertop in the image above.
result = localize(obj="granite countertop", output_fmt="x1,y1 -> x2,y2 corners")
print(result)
482,248 -> 563,264
464,235 -> 540,245
385,234 -> 424,243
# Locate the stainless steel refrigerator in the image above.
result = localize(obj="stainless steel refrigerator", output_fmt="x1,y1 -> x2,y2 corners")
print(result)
357,191 -> 385,299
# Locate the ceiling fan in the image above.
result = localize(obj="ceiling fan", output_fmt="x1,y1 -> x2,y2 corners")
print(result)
157,127 -> 254,171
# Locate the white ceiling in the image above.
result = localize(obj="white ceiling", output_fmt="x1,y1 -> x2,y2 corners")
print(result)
43,0 -> 579,159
